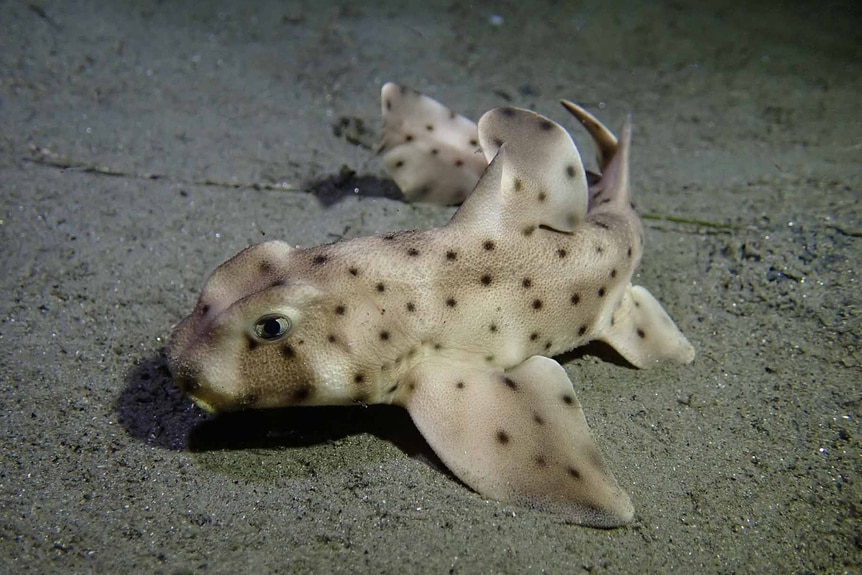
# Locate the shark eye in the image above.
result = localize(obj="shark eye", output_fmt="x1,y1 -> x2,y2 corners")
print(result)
252,315 -> 291,341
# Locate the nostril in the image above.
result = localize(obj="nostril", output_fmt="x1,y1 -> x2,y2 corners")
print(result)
175,373 -> 201,395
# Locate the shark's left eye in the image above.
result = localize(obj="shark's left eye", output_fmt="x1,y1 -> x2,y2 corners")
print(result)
252,315 -> 291,341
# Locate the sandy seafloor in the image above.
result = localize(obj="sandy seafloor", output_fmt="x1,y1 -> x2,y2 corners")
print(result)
1,1 -> 860,573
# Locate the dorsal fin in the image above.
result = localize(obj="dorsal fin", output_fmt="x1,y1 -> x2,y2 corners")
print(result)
586,116 -> 632,214
560,100 -> 618,173
450,106 -> 589,235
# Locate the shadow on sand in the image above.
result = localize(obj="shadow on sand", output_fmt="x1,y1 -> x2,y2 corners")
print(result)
115,349 -> 440,466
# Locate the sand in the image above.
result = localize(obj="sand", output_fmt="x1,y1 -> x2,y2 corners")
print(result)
1,1 -> 859,572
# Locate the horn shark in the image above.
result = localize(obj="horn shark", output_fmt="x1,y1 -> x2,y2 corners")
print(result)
167,84 -> 695,528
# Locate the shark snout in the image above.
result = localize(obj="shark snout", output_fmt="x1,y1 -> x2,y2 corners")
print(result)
170,364 -> 236,414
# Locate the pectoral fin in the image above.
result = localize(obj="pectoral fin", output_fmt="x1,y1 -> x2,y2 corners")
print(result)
400,355 -> 634,528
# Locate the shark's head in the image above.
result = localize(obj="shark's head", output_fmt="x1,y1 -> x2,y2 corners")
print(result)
167,240 -> 341,413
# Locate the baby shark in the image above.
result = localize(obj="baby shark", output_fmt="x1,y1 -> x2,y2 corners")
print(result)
167,83 -> 694,528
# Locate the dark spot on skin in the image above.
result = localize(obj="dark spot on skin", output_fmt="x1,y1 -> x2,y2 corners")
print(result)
446,297 -> 456,307
634,300 -> 641,308
502,376 -> 518,390
533,413 -> 545,425
537,191 -> 547,202
469,138 -> 478,147
544,341 -> 552,351
408,382 -> 416,391
380,331 -> 390,341
404,134 -> 414,142
522,226 -> 536,237
610,317 -> 615,326
538,119 -> 554,131
328,334 -> 337,343
598,287 -> 606,297
535,455 -> 548,468
485,355 -> 494,362
385,99 -> 392,111
566,165 -> 576,178
376,283 -> 386,293
557,248 -> 567,258
493,137 -> 503,147
630,201 -> 636,210
627,246 -> 633,258
349,267 -> 359,276
270,279 -> 285,288
599,198 -> 611,205
514,178 -> 523,192
561,394 -> 574,406
246,336 -> 258,351
483,240 -> 495,251
530,332 -> 539,341
201,304 -> 210,314
431,148 -> 439,155
571,293 -> 580,305
259,261 -> 273,274
434,343 -> 442,351
292,386 -> 311,402
454,159 -> 464,167
383,233 -> 395,240
596,246 -> 604,254
567,466 -> 581,480
496,430 -> 510,444
446,250 -> 457,261
522,278 -> 532,289
354,373 -> 365,384
489,324 -> 498,333
637,328 -> 646,339
595,221 -> 610,230
394,160 -> 404,168
313,254 -> 327,265
407,247 -> 419,256
335,305 -> 346,315
387,384 -> 398,394
406,302 -> 416,312
480,274 -> 492,286
456,381 -> 465,389
281,345 -> 295,358
426,124 -> 434,131
532,299 -> 543,310
578,325 -> 587,336
610,269 -> 617,278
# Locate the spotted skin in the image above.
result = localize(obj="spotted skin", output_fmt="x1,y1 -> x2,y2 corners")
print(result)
378,83 -> 486,204
168,85 -> 694,528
